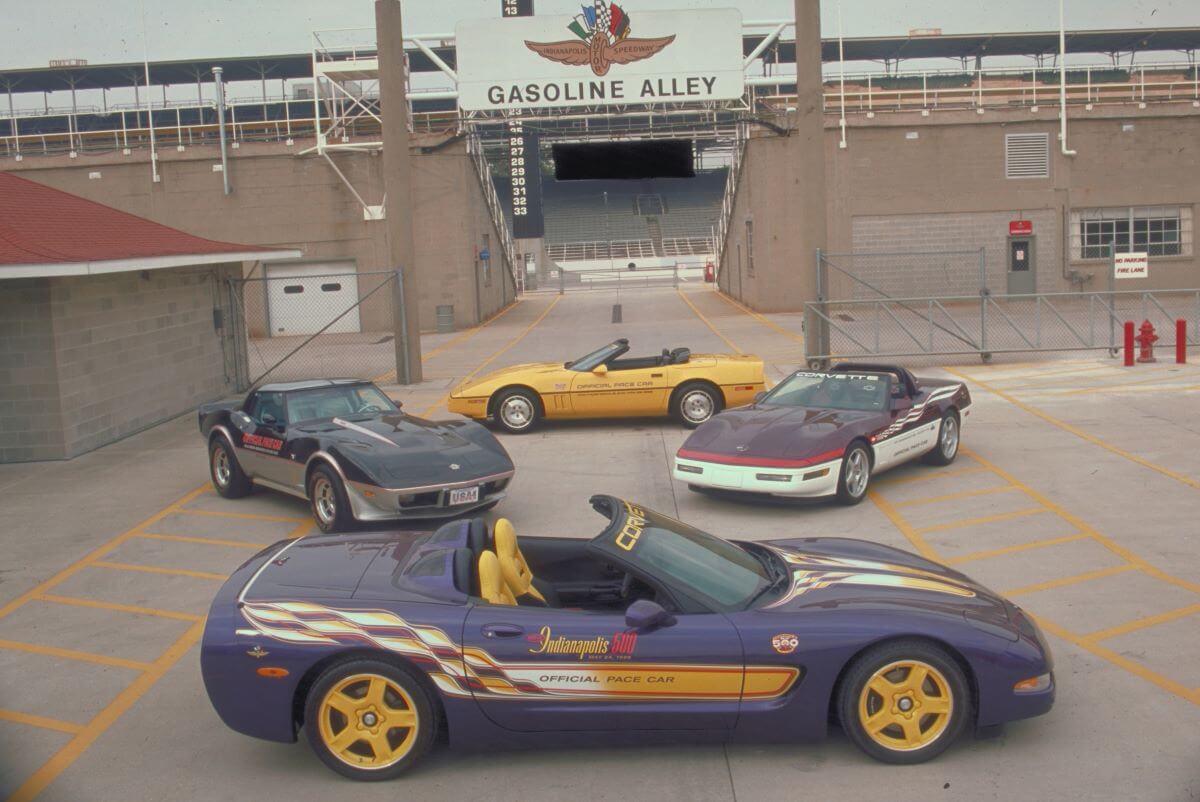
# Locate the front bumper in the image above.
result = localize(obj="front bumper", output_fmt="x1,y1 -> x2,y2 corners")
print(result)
344,470 -> 513,521
446,395 -> 488,419
673,455 -> 842,497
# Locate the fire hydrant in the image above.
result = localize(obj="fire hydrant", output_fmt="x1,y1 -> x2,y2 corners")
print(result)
1136,320 -> 1158,363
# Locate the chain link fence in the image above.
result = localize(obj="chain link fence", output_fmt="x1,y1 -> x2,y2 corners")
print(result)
806,246 -> 1199,364
227,270 -> 403,388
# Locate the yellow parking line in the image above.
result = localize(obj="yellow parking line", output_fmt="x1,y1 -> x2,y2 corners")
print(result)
420,295 -> 562,417
972,364 -> 1119,389
138,532 -> 269,550
0,484 -> 211,622
1052,369 -> 1199,395
945,368 -> 1200,491
677,289 -> 742,354
914,506 -> 1046,535
92,561 -> 227,582
1083,603 -> 1200,643
864,490 -> 941,561
892,484 -> 1017,509
962,447 -> 1200,596
872,464 -> 988,488
1053,381 -> 1200,397
176,507 -> 307,524
372,298 -> 523,384
1002,564 -> 1136,598
36,594 -> 204,623
9,620 -> 205,802
713,290 -> 805,343
1030,614 -> 1200,707
0,710 -> 84,735
0,638 -> 152,672
946,533 -> 1089,565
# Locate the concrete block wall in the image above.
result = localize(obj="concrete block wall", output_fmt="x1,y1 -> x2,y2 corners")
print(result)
0,279 -> 65,462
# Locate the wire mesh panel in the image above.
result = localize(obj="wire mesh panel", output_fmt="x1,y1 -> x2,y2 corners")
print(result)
818,249 -> 988,302
805,289 -> 1200,364
228,271 -> 400,387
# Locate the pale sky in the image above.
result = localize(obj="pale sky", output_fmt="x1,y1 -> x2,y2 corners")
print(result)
5,0 -> 1197,69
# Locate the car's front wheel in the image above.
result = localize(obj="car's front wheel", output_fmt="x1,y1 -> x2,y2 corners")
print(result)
923,410 -> 960,466
674,382 -> 722,429
308,464 -> 354,534
304,658 -> 436,781
836,442 -> 872,505
494,388 -> 541,434
209,436 -> 251,498
839,639 -> 969,764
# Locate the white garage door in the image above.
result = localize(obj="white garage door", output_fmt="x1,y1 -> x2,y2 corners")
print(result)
265,262 -> 361,336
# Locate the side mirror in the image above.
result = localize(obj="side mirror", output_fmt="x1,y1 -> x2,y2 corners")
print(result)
230,411 -> 254,432
891,396 -> 914,412
753,391 -> 767,404
624,599 -> 676,632
592,363 -> 609,376
389,398 -> 404,409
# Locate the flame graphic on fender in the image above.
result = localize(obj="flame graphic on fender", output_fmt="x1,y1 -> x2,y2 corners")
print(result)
763,547 -> 976,608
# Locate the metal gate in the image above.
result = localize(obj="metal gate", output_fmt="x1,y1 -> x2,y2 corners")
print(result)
227,270 -> 401,388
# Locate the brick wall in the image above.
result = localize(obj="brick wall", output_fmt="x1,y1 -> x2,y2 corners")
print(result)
0,264 -> 243,462
0,279 -> 65,462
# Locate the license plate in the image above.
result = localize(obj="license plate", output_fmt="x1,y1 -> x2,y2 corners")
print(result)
448,486 -> 480,505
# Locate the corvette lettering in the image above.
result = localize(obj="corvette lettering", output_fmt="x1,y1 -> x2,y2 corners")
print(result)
615,501 -> 648,551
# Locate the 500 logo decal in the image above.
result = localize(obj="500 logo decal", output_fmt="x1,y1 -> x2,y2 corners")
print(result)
525,1 -> 674,78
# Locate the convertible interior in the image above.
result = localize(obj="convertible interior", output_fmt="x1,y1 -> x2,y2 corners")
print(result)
438,517 -> 662,612
568,339 -> 691,373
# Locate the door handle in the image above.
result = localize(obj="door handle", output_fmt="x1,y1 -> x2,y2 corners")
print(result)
481,623 -> 524,639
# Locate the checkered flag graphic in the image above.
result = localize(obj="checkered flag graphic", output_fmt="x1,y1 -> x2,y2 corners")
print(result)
595,1 -> 614,44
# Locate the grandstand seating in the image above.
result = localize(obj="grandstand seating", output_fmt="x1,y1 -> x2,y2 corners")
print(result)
509,170 -> 725,262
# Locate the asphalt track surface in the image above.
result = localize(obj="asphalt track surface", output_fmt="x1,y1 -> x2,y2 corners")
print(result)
2,285 -> 1198,801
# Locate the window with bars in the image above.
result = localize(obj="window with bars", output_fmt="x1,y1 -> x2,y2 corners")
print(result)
1070,206 -> 1192,260
745,219 -> 755,276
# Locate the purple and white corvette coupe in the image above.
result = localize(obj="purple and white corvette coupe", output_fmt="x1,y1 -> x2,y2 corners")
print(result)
675,364 -> 971,504
201,495 -> 1052,781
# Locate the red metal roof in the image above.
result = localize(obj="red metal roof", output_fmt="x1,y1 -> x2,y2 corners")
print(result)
0,171 -> 283,266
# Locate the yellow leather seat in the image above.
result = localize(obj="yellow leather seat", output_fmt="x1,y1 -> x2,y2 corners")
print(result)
494,518 -> 547,604
477,550 -> 515,606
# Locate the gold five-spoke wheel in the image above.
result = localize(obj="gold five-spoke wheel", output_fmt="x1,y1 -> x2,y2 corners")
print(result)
858,659 -> 953,751
317,674 -> 420,770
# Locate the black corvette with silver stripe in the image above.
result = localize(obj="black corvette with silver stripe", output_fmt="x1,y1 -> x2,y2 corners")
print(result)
199,379 -> 514,533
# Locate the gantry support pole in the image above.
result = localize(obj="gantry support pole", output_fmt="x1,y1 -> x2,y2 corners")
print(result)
376,0 -> 423,384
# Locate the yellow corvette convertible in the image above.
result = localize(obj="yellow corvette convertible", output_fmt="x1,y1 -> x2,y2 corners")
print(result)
447,339 -> 765,433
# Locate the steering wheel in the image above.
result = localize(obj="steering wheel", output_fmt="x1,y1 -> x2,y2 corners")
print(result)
358,403 -> 384,414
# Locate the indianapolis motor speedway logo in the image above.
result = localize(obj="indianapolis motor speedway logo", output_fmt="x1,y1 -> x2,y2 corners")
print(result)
525,1 -> 675,77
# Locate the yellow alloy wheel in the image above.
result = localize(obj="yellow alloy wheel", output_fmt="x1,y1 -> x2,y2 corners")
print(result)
317,673 -> 420,770
857,659 -> 953,751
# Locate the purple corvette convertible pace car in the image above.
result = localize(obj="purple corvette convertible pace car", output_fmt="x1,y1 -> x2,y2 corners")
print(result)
201,496 -> 1053,781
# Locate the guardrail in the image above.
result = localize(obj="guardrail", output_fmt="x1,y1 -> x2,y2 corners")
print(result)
803,288 -> 1200,365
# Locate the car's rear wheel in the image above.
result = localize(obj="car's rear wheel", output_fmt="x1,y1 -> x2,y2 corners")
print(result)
674,382 -> 722,429
494,388 -> 541,434
209,436 -> 251,498
922,410 -> 960,466
308,464 -> 353,534
304,658 -> 436,781
839,640 -> 969,765
836,442 -> 871,505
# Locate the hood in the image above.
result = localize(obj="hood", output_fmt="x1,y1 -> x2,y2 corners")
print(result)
453,362 -> 563,394
759,537 -> 1011,627
682,404 -> 877,461
296,413 -> 512,484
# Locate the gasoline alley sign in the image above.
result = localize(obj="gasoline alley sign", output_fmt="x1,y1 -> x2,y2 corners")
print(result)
455,6 -> 744,112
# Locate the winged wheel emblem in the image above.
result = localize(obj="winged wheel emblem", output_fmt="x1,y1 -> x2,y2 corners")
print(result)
525,2 -> 675,77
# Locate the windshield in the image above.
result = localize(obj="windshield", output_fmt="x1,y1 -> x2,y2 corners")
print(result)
607,501 -> 769,611
762,371 -> 890,412
287,384 -> 398,423
567,342 -> 625,371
